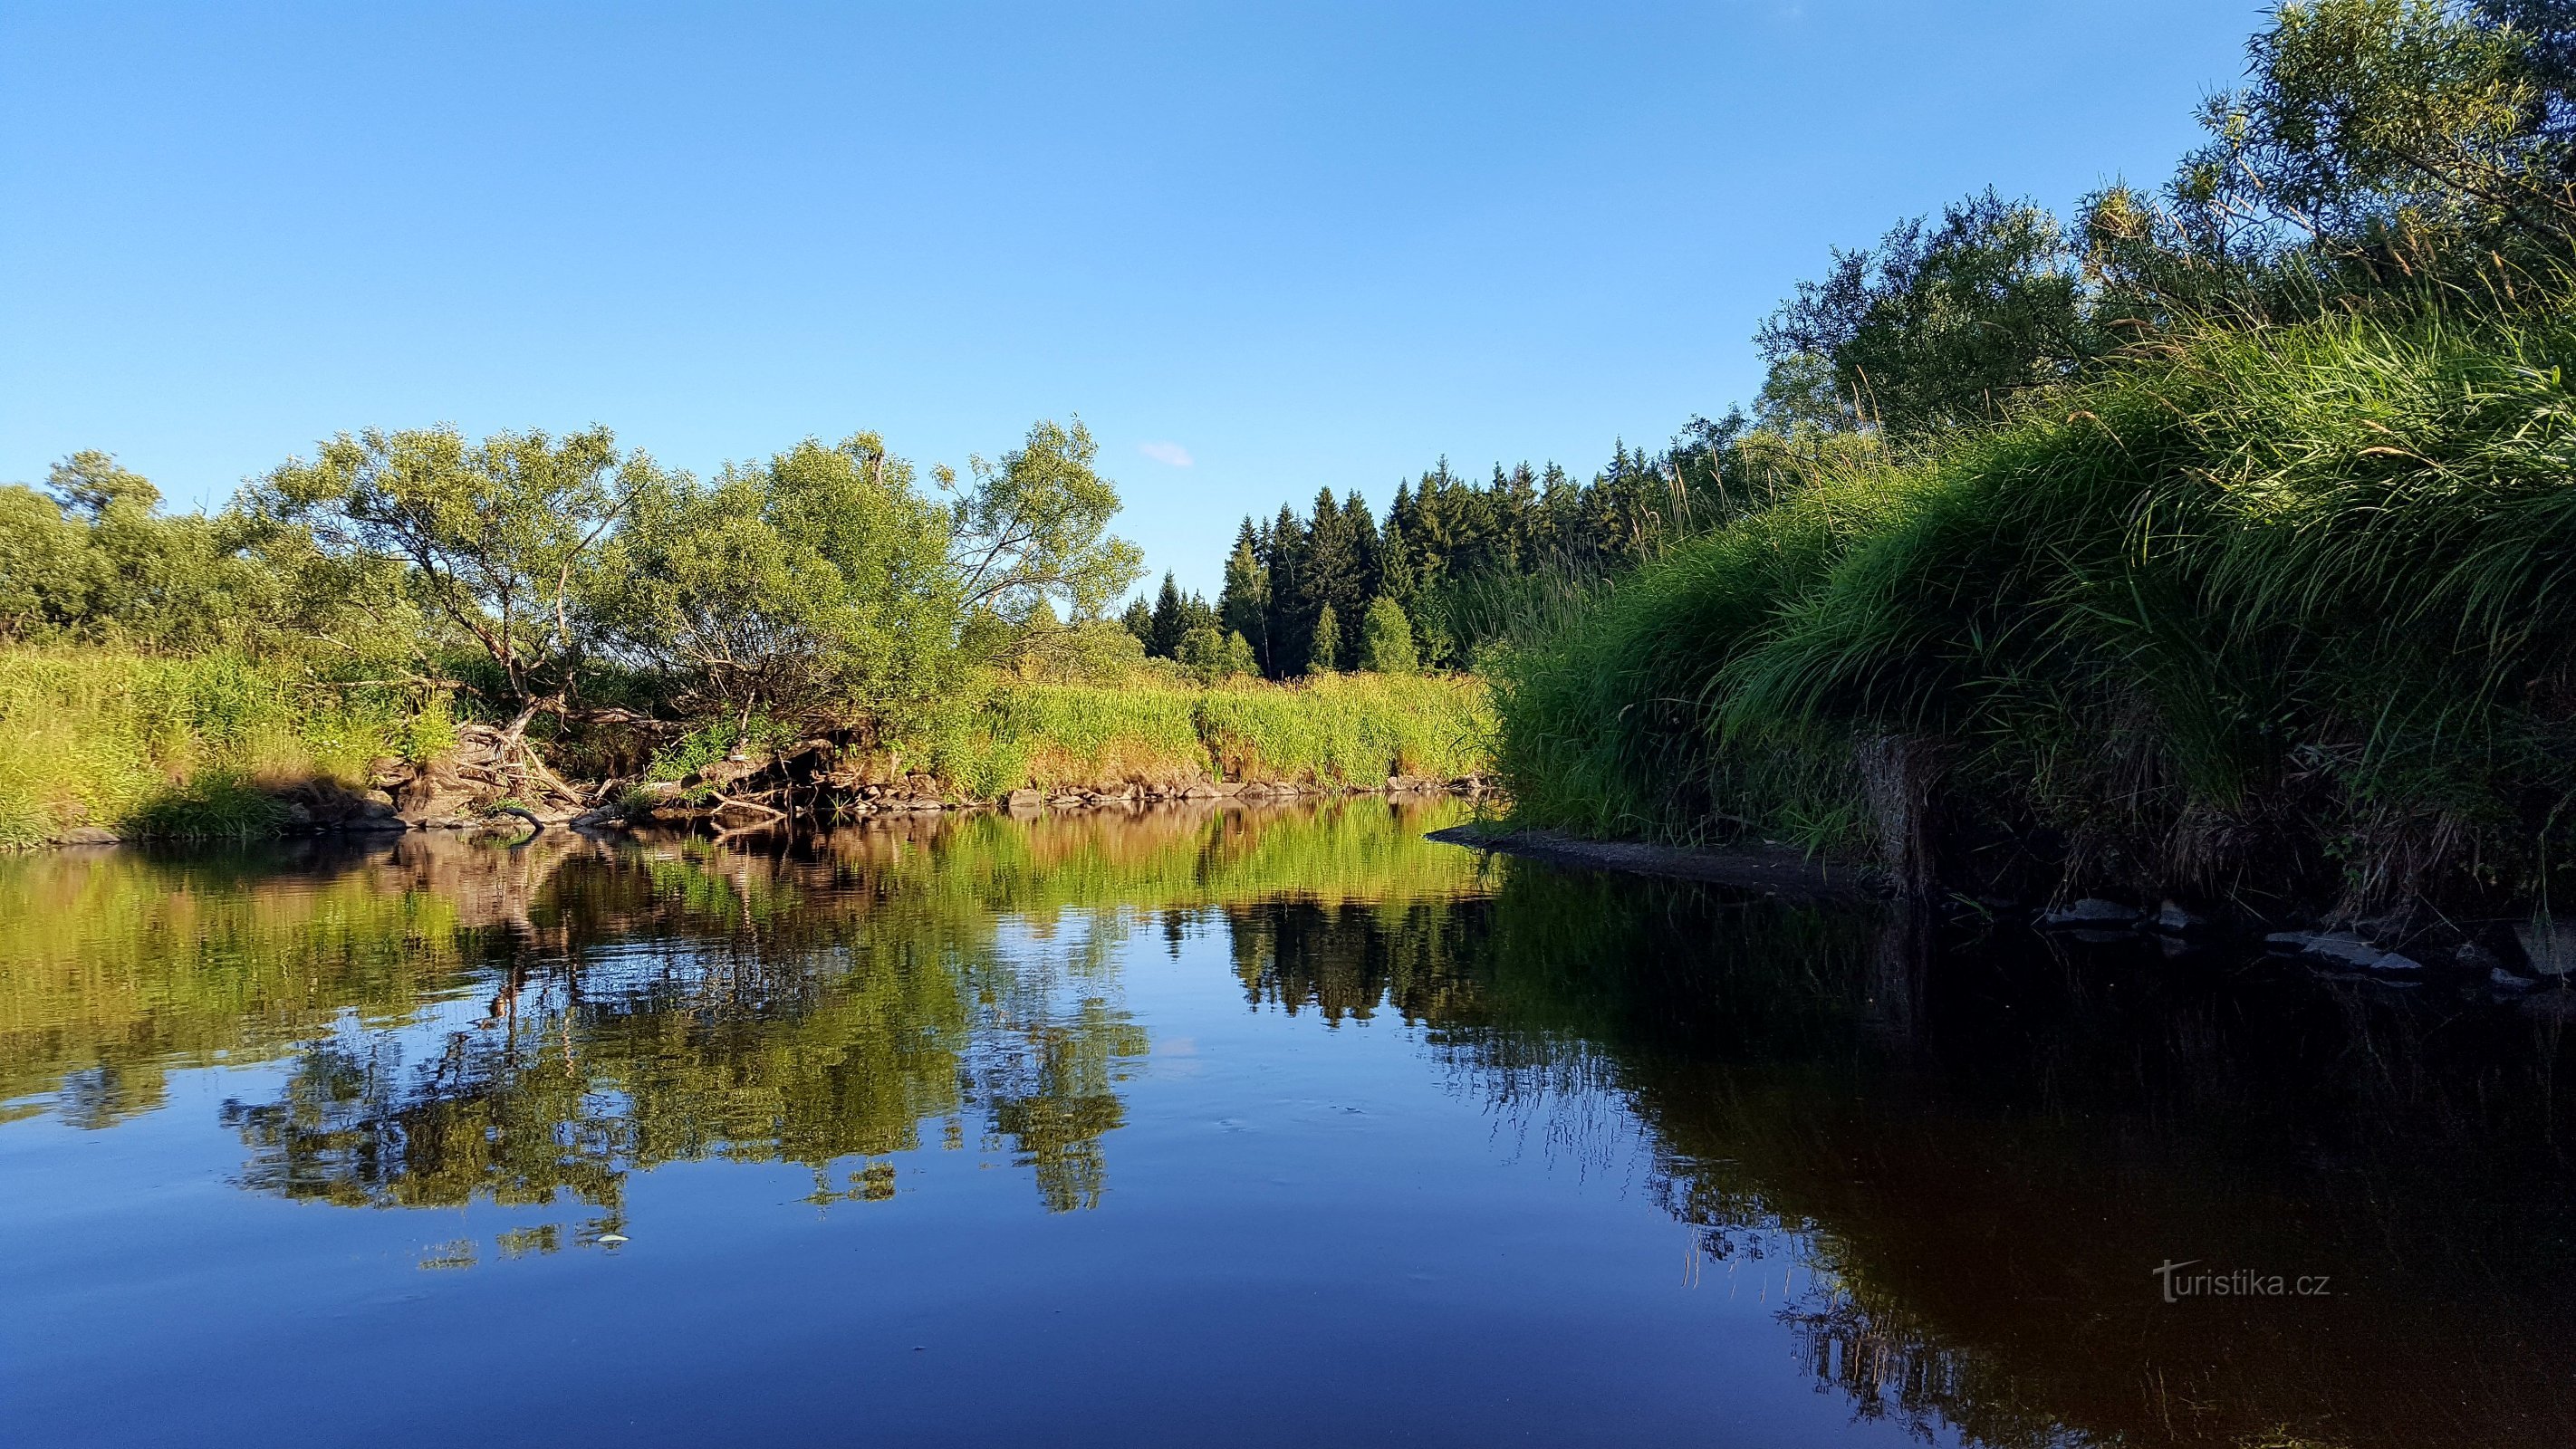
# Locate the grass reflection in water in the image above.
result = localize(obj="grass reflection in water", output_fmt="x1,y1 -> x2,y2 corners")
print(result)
5,798 -> 2576,1448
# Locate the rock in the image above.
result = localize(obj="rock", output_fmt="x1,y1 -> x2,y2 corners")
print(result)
1004,789 -> 1044,811
2150,900 -> 2215,935
57,825 -> 120,846
2490,966 -> 2538,993
2364,951 -> 2425,974
2457,940 -> 2512,974
2270,931 -> 2388,969
1182,783 -> 1222,800
344,816 -> 409,833
1048,794 -> 1086,809
2036,898 -> 2140,929
2514,917 -> 2576,975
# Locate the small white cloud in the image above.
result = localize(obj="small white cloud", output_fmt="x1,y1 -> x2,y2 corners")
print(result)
1139,440 -> 1194,467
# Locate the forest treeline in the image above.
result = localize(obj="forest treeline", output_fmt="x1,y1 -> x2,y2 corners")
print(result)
1126,430 -> 1755,678
1180,0 -> 2576,918
1520,0 -> 2576,916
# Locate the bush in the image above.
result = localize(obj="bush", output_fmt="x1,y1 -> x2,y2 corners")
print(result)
1357,598 -> 1418,675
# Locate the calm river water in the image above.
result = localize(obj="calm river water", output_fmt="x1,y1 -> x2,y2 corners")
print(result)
5,799 -> 2573,1447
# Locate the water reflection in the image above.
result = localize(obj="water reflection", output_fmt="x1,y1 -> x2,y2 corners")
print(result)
5,801 -> 2575,1447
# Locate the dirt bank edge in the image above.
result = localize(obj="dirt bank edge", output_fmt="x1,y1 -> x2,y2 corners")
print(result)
1423,821 -> 1885,903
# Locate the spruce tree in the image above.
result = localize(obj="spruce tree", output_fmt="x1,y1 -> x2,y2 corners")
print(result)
1147,571 -> 1187,657
1308,602 -> 1340,674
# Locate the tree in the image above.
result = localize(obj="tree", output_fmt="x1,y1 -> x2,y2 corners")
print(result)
47,450 -> 160,520
1176,626 -> 1257,684
1119,596 -> 1154,648
585,435 -> 958,726
1147,571 -> 1187,657
1308,602 -> 1341,674
3,452 -> 398,654
2086,0 -> 2576,325
944,418 -> 1145,640
1217,523 -> 1271,675
2191,0 -> 2576,253
253,425 -> 649,744
1755,189 -> 2093,440
0,486 -> 93,638
1357,596 -> 1418,675
1263,504 -> 1310,677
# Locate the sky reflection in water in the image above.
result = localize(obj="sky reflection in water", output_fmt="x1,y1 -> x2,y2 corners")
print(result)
4,801 -> 2573,1448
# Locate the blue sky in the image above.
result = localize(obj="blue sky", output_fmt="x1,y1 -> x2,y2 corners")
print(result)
3,1 -> 2264,596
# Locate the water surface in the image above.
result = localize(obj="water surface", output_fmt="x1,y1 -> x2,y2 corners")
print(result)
5,801 -> 2573,1447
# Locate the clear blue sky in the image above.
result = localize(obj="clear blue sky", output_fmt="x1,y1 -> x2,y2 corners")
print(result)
3,1 -> 2264,597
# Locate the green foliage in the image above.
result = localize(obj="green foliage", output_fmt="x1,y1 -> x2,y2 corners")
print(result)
1499,300 -> 2576,905
895,672 -> 1492,797
1357,596 -> 1418,675
0,649 -> 408,846
945,417 -> 1146,629
1754,189 -> 2096,440
2087,0 -> 2576,325
1176,626 -> 1257,684
588,435 -> 959,722
253,425 -> 648,710
2194,0 -> 2576,252
1307,602 -> 1341,674
402,697 -> 459,766
1139,571 -> 1218,658
1192,674 -> 1493,787
0,456 -> 399,656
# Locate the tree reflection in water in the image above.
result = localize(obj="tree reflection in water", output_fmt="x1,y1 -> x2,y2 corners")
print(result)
8,800 -> 2576,1446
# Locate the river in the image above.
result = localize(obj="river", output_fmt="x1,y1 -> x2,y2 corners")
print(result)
4,799 -> 2571,1447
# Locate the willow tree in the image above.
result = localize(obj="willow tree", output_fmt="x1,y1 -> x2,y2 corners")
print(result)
252,425 -> 657,748
942,418 -> 1144,657
585,435 -> 959,728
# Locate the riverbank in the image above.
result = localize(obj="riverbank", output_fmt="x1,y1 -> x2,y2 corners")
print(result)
0,648 -> 1495,847
1424,820 -> 1880,903
1492,303 -> 2576,927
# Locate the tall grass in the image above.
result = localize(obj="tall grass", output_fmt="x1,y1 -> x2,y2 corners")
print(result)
912,673 -> 1495,799
0,649 -> 416,847
1497,302 -> 2576,908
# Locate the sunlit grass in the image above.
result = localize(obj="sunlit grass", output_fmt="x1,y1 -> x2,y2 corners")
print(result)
1496,300 -> 2576,905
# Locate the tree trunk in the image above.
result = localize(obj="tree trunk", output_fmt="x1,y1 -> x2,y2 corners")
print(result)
1855,734 -> 1945,899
